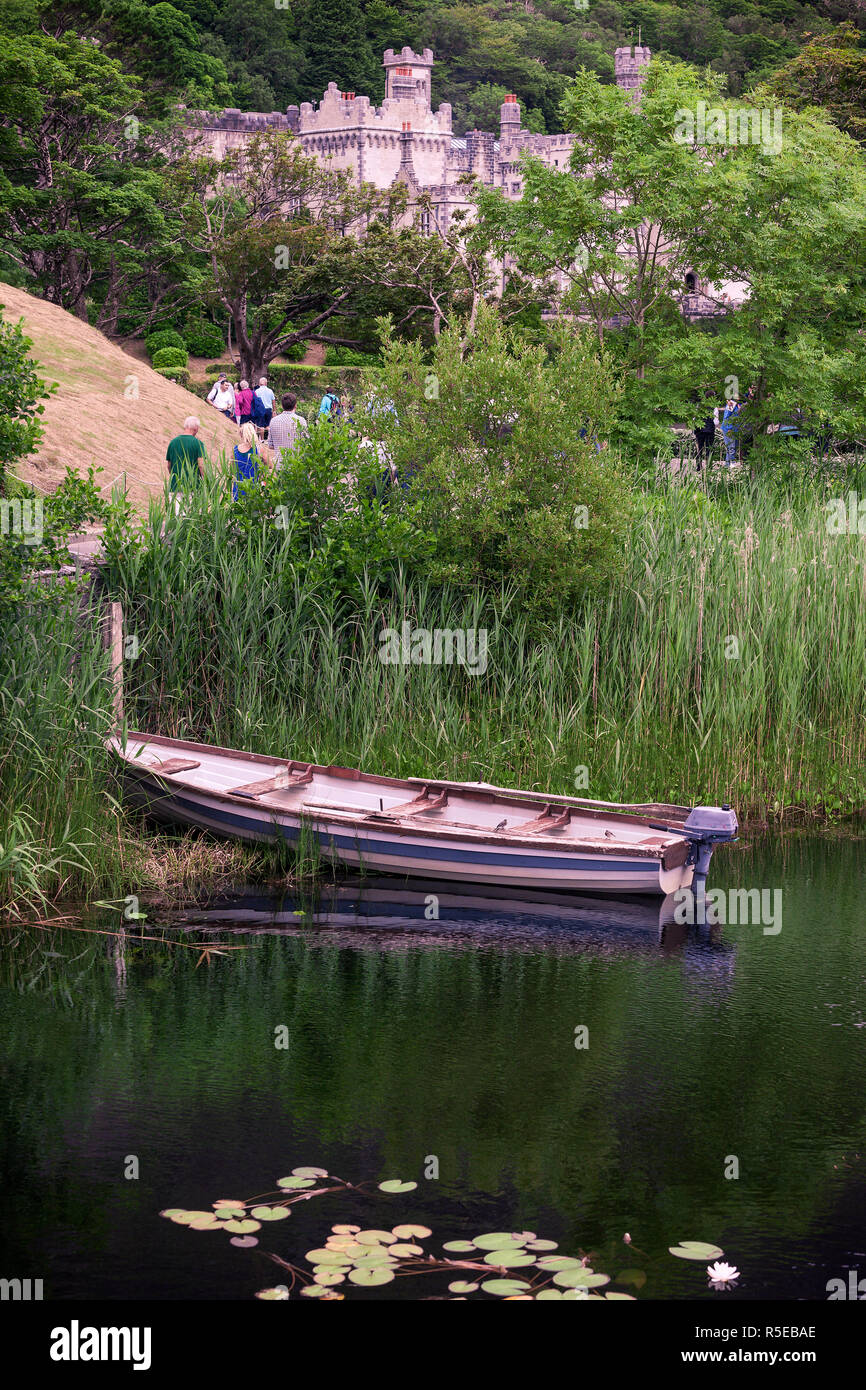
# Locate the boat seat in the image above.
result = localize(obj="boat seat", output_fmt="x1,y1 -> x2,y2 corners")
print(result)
364,786 -> 449,821
229,762 -> 313,799
147,757 -> 201,775
513,803 -> 572,834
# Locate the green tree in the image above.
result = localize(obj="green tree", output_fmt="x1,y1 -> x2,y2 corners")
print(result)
764,22 -> 866,143
173,131 -> 402,379
0,29 -> 193,332
0,314 -> 51,495
357,303 -> 626,609
302,0 -> 379,99
478,58 -> 866,457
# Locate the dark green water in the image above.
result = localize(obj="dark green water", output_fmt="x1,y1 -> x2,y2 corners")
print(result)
1,831 -> 864,1301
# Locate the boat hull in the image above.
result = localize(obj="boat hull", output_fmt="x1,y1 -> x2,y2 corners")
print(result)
119,755 -> 695,895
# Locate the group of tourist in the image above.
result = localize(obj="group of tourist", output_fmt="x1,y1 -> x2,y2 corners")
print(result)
165,381 -> 358,503
691,385 -> 763,468
166,390 -> 311,503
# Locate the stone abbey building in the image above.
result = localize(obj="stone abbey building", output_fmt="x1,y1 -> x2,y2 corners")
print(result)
188,44 -> 651,230
188,44 -> 734,317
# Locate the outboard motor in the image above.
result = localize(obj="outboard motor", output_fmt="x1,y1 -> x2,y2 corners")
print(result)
649,803 -> 738,901
683,804 -> 739,888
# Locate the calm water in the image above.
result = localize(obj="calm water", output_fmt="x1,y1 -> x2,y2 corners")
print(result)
1,831 -> 864,1301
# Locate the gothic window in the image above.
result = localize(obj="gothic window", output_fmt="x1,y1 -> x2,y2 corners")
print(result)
685,271 -> 697,292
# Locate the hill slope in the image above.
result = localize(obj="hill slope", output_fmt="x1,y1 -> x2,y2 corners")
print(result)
1,284 -> 239,510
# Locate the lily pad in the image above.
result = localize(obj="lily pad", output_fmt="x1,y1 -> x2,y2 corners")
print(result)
223,1219 -> 261,1235
213,1199 -> 247,1209
352,1250 -> 396,1268
669,1241 -> 725,1261
313,1269 -> 346,1286
536,1255 -> 584,1270
389,1243 -> 424,1257
448,1280 -> 480,1293
188,1217 -> 222,1231
256,1287 -> 289,1300
292,1166 -> 329,1178
160,1209 -> 185,1219
605,1291 -> 636,1300
349,1266 -> 395,1286
230,1236 -> 259,1248
526,1239 -> 558,1251
306,1249 -> 352,1266
483,1251 -> 537,1267
378,1180 -> 417,1193
356,1229 -> 398,1245
392,1224 -> 432,1240
332,1224 -> 361,1235
481,1278 -> 532,1297
170,1210 -> 215,1225
277,1176 -> 316,1190
442,1240 -> 476,1252
553,1269 -> 610,1289
300,1285 -> 328,1298
214,1208 -> 246,1220
250,1206 -> 290,1221
472,1233 -> 527,1251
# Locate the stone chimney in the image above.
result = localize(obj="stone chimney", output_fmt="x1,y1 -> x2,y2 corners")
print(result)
466,129 -> 495,184
614,46 -> 651,105
500,93 -> 521,140
399,122 -> 417,184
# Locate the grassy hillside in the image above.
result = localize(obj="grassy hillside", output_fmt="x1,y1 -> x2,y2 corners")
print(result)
0,285 -> 238,508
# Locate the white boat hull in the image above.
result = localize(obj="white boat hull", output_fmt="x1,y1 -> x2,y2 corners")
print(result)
111,733 -> 715,896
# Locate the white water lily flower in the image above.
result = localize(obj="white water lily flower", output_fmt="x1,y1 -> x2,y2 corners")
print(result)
707,1261 -> 740,1287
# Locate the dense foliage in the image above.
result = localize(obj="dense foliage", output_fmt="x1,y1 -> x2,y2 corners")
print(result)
3,0 -> 862,134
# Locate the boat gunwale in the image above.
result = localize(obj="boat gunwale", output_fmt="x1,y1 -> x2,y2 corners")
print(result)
115,733 -> 690,869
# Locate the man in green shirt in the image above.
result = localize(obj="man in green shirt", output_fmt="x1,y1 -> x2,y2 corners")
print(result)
166,416 -> 207,509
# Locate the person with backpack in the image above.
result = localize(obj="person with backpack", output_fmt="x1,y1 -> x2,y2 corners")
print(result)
318,388 -> 343,421
252,377 -> 276,440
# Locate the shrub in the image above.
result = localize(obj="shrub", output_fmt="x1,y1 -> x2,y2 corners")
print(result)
324,345 -> 380,367
145,328 -> 186,359
357,303 -> 628,611
152,345 -> 189,370
155,365 -> 191,388
183,320 -> 225,358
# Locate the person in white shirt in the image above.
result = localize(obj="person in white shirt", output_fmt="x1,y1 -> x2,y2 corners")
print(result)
207,374 -> 235,419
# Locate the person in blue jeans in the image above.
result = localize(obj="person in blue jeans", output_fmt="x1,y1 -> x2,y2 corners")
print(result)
720,395 -> 741,465
232,422 -> 263,500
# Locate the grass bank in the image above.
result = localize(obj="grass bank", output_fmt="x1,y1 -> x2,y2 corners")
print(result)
2,459 -> 864,918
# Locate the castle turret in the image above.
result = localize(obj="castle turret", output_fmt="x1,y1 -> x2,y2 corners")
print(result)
383,46 -> 434,108
614,45 -> 651,105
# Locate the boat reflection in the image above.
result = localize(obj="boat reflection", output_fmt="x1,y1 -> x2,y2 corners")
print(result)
168,877 -> 736,962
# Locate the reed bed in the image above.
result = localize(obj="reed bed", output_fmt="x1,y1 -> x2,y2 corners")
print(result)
114,466 -> 866,820
3,460 -> 863,914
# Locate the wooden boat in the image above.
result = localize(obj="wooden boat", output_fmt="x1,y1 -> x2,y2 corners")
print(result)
110,730 -> 737,896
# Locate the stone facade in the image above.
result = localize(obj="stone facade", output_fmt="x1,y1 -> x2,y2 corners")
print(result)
185,45 -> 742,313
186,45 -> 650,230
